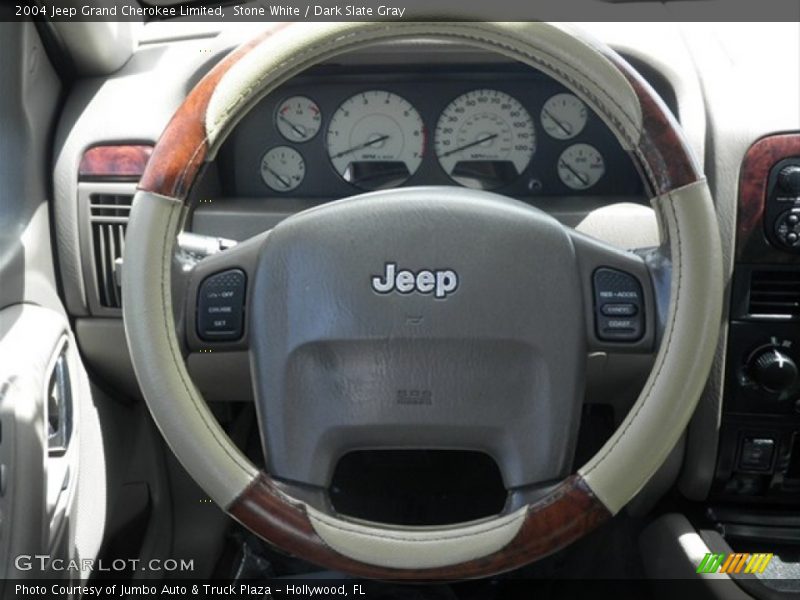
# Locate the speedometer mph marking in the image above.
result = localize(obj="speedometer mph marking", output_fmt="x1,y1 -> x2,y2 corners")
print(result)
326,90 -> 425,190
434,89 -> 535,189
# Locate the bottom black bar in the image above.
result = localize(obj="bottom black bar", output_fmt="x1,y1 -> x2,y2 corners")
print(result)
0,578 -> 767,600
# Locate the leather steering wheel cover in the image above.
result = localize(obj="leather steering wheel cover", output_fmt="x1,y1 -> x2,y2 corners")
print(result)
124,22 -> 722,578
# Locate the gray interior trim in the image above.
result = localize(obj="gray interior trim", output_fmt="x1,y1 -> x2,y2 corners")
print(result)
47,22 -> 140,76
0,22 -> 63,315
0,305 -> 72,577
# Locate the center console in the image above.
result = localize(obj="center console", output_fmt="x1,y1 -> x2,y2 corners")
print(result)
713,134 -> 800,505
656,134 -> 800,598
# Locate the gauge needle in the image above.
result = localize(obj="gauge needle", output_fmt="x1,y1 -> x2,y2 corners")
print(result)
559,160 -> 589,186
265,167 -> 291,188
278,114 -> 306,139
440,134 -> 499,158
331,134 -> 391,159
543,109 -> 573,137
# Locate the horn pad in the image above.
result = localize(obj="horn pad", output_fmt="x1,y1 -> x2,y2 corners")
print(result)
250,187 -> 586,489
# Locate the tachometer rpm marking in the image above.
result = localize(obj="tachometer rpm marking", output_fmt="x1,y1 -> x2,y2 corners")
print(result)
326,91 -> 425,190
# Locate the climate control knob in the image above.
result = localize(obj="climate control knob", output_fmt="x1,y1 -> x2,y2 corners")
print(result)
748,348 -> 799,394
778,165 -> 800,195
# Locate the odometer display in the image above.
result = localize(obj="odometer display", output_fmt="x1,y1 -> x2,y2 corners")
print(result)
434,89 -> 535,189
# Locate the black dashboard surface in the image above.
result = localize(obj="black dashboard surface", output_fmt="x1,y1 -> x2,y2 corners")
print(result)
215,64 -> 646,205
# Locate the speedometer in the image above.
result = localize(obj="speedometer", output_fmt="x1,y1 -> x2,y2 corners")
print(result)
434,89 -> 535,189
327,91 -> 425,190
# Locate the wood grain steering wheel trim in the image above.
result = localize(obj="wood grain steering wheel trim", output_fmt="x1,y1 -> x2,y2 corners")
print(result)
231,474 -> 610,580
133,22 -> 704,579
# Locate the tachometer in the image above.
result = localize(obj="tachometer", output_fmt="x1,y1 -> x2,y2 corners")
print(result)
434,89 -> 535,189
326,91 -> 425,190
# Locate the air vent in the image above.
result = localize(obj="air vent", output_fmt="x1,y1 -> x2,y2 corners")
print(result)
748,269 -> 800,317
89,194 -> 131,308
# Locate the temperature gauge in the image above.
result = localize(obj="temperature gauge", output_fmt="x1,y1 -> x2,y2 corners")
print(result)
275,96 -> 321,142
260,146 -> 305,192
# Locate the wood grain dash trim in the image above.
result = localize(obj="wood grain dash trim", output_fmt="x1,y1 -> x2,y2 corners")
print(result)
229,472 -> 610,580
79,144 -> 153,181
737,133 -> 800,262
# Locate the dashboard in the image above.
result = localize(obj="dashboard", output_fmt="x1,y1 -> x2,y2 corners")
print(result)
217,64 -> 645,203
42,20 -> 800,589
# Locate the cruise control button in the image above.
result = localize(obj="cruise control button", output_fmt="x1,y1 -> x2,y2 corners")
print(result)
605,318 -> 637,329
207,305 -> 233,314
197,269 -> 246,341
593,268 -> 645,342
601,303 -> 637,317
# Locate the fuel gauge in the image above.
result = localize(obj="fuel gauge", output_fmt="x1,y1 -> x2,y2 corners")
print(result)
260,146 -> 305,192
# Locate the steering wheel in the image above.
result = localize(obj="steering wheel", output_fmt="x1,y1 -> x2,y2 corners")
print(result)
123,22 -> 722,579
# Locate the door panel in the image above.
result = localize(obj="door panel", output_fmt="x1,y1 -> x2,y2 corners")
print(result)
0,305 -> 74,578
0,21 -> 107,588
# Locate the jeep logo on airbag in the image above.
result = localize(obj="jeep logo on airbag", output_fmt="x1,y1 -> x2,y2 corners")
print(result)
371,263 -> 458,299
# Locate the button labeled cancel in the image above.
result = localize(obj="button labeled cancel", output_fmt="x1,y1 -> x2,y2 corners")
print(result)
601,303 -> 637,317
593,268 -> 645,342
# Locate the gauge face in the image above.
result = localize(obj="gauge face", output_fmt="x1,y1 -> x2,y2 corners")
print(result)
326,91 -> 425,190
434,89 -> 535,189
557,143 -> 605,190
260,146 -> 305,192
541,93 -> 588,140
275,96 -> 321,142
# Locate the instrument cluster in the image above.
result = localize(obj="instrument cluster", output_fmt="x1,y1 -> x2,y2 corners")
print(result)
221,66 -> 644,200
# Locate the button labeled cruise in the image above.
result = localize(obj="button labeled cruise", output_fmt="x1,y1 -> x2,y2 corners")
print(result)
197,269 -> 246,341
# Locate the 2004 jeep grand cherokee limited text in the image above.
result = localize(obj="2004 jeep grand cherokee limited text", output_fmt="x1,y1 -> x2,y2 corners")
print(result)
0,4 -> 799,599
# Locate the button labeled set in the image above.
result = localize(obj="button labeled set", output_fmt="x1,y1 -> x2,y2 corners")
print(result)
197,269 -> 247,342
